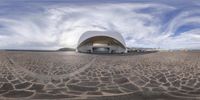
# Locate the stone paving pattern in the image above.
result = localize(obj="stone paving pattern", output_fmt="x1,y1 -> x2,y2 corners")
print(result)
0,51 -> 200,100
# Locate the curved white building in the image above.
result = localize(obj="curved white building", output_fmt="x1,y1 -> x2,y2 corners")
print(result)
77,31 -> 126,53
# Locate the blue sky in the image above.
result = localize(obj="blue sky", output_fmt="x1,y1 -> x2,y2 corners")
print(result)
0,0 -> 200,50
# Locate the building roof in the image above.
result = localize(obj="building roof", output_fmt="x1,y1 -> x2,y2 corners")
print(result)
77,31 -> 126,48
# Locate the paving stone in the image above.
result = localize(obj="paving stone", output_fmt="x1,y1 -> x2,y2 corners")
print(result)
2,90 -> 34,98
32,93 -> 77,99
129,76 -> 140,81
11,80 -> 21,84
0,90 -> 8,94
152,87 -> 165,92
100,77 -> 112,82
24,75 -> 34,81
87,91 -> 103,95
102,88 -> 123,94
158,76 -> 167,83
107,85 -> 119,89
141,87 -> 151,92
167,74 -> 176,78
181,86 -> 194,91
149,76 -> 157,80
51,78 -> 61,84
181,78 -> 188,81
92,73 -> 97,77
167,77 -> 177,82
140,76 -> 149,82
120,87 -> 135,92
68,79 -> 80,84
78,81 -> 100,87
45,83 -> 56,89
188,89 -> 200,95
194,82 -> 200,88
89,91 -> 181,100
0,83 -> 14,90
90,78 -> 99,81
181,81 -> 187,85
97,83 -> 107,87
180,91 -> 190,95
28,83 -> 45,92
15,82 -> 32,89
1,50 -> 200,99
168,92 -> 193,97
67,84 -> 98,92
113,77 -> 129,84
134,79 -> 146,86
7,74 -> 15,80
113,75 -> 123,79
57,83 -> 66,88
172,80 -> 180,87
66,91 -> 83,95
120,83 -> 139,91
146,80 -> 160,87
168,87 -> 179,91
102,73 -> 112,77
47,88 -> 68,94
155,73 -> 165,79
0,78 -> 8,82
79,76 -> 88,80
187,79 -> 197,86
62,78 -> 70,82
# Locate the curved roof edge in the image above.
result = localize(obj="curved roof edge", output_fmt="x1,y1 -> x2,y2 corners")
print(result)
77,31 -> 126,48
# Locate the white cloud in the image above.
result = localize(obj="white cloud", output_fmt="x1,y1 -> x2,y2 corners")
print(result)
46,3 -> 174,48
0,2 -> 199,50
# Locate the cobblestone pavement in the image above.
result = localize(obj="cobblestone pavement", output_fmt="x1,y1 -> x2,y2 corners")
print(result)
0,51 -> 200,100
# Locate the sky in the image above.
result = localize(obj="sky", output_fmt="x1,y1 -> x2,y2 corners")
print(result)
0,0 -> 200,50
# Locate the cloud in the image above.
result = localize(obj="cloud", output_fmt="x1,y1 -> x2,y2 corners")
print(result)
0,1 -> 199,50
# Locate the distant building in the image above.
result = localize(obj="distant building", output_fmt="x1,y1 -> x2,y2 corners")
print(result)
127,47 -> 157,53
77,31 -> 126,53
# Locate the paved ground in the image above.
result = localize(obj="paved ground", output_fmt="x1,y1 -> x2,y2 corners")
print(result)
0,51 -> 200,100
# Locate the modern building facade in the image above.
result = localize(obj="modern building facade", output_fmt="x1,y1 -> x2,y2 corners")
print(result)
77,31 -> 126,53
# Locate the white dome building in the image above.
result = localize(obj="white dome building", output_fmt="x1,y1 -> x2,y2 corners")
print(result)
77,31 -> 126,53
